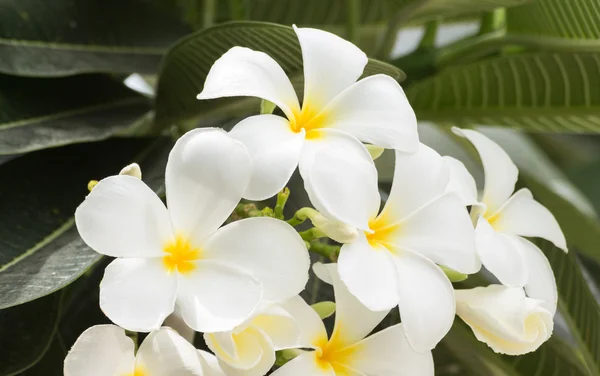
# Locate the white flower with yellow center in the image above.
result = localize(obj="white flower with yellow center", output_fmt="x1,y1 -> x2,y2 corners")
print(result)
451,128 -> 567,313
316,143 -> 479,351
455,285 -> 554,355
204,300 -> 300,376
75,128 -> 309,333
272,263 -> 434,376
64,325 -> 224,376
197,26 -> 418,230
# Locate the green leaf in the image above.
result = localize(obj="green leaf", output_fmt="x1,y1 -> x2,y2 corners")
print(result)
408,0 -> 533,23
407,52 -> 600,132
0,0 -> 190,76
0,74 -> 151,155
155,21 -> 404,125
0,137 -> 171,309
311,301 -> 336,319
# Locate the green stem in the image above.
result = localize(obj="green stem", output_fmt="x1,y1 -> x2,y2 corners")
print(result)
203,0 -> 215,29
418,19 -> 439,50
298,227 -> 326,242
308,240 -> 341,261
376,0 -> 427,59
346,0 -> 360,44
286,207 -> 318,227
478,8 -> 506,36
274,188 -> 290,220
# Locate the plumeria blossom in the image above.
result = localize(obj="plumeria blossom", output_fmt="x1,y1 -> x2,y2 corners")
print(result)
455,285 -> 554,355
451,128 -> 567,313
272,263 -> 434,376
315,143 -> 479,351
64,325 -> 224,375
75,128 -> 309,333
197,26 -> 418,230
204,300 -> 299,376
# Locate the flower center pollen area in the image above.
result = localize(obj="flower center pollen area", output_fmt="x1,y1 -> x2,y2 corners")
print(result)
163,235 -> 201,274
290,105 -> 326,139
365,213 -> 400,251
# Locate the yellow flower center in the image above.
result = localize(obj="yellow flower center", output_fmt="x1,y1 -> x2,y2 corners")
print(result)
365,211 -> 400,252
124,367 -> 145,376
163,235 -> 201,274
313,329 -> 357,375
289,104 -> 327,139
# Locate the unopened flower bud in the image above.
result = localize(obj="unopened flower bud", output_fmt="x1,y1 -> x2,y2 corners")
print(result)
311,213 -> 358,243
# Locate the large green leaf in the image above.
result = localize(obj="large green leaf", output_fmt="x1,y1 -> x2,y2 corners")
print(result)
0,137 -> 171,309
155,21 -> 404,125
407,52 -> 600,132
409,0 -> 533,23
0,0 -> 190,76
0,74 -> 151,155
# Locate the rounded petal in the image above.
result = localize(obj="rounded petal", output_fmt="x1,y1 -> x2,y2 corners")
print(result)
475,217 -> 529,287
197,46 -> 300,119
176,261 -> 262,332
270,351 -> 335,376
135,327 -> 204,375
251,304 -> 300,350
162,308 -> 196,344
300,129 -> 379,230
314,263 -> 390,348
100,258 -> 176,332
393,194 -> 480,274
492,188 -> 567,251
64,325 -> 135,376
281,295 -> 328,348
320,75 -> 418,152
443,156 -> 479,206
453,128 -> 518,215
343,324 -> 434,376
213,329 -> 275,376
75,175 -> 172,258
518,238 -> 558,314
338,233 -> 400,311
166,128 -> 251,244
204,217 -> 309,301
294,25 -> 367,113
230,114 -> 305,200
393,250 -> 456,352
198,350 -> 227,376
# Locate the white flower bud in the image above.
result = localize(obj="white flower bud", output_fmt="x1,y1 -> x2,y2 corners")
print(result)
455,285 -> 553,356
311,213 -> 358,243
119,163 -> 142,179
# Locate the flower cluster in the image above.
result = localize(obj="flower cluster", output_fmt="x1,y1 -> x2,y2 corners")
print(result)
65,26 -> 566,375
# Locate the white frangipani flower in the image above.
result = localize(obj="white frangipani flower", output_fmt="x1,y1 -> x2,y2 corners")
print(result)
272,263 -> 434,376
452,128 -> 566,313
319,143 -> 478,351
204,300 -> 300,376
197,26 -> 418,230
455,285 -> 554,355
75,128 -> 309,333
64,325 -> 224,375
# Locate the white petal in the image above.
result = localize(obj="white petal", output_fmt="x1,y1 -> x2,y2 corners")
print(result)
313,263 -> 389,348
475,217 -> 529,287
300,129 -> 379,230
270,352 -> 335,376
75,175 -> 172,258
518,238 -> 558,314
294,25 -> 367,113
166,128 -> 251,244
162,307 -> 195,344
251,303 -> 300,350
176,261 -> 262,332
453,128 -> 518,215
338,233 -> 400,311
393,250 -> 456,352
393,194 -> 480,274
343,324 -> 434,376
381,144 -> 449,222
320,75 -> 418,152
215,329 -> 276,376
204,217 -> 309,301
119,163 -> 142,179
281,295 -> 328,348
197,46 -> 300,119
100,258 -> 176,332
64,325 -> 135,376
135,327 -> 204,375
491,189 -> 567,251
443,156 -> 479,206
230,114 -> 305,200
311,213 -> 359,243
198,350 -> 227,376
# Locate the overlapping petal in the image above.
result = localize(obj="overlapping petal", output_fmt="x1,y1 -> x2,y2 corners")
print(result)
214,329 -> 275,376
443,156 -> 479,206
250,304 -> 299,350
199,350 -> 227,376
518,238 -> 558,314
135,328 -> 205,375
271,352 -> 335,376
281,295 -> 327,348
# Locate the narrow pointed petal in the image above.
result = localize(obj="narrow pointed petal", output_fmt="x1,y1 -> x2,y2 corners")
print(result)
75,175 -> 172,258
251,304 -> 300,350
338,233 -> 400,311
135,328 -> 204,375
281,295 -> 328,348
492,188 -> 567,251
230,114 -> 305,200
300,129 -> 379,230
314,263 -> 389,348
100,258 -> 176,332
453,128 -> 518,214
64,325 -> 135,376
199,350 -> 227,376
294,26 -> 367,113
204,217 -> 309,301
475,217 -> 529,287
176,261 -> 262,332
393,250 -> 456,352
271,352 -> 335,376
320,75 -> 418,152
166,128 -> 251,245
197,46 -> 300,119
517,238 -> 558,314
443,156 -> 479,206
343,324 -> 434,376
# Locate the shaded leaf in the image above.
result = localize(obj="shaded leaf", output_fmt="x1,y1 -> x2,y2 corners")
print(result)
409,0 -> 533,23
